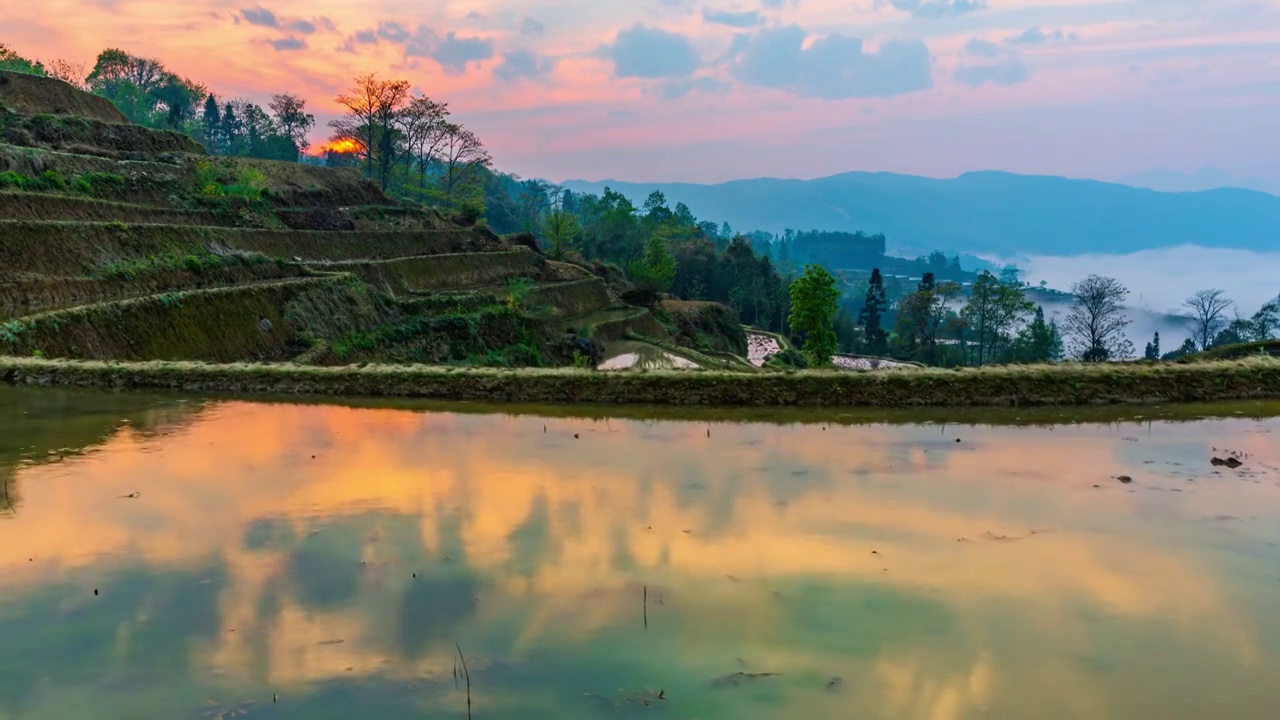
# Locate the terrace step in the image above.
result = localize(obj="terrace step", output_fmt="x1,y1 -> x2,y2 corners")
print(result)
0,220 -> 500,279
309,250 -> 542,294
0,275 -> 381,362
0,191 -> 256,227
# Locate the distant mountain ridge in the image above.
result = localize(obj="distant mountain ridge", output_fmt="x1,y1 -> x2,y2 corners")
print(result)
1120,167 -> 1280,197
562,171 -> 1280,257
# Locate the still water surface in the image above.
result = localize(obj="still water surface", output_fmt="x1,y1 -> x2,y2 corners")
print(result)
3,387 -> 1280,719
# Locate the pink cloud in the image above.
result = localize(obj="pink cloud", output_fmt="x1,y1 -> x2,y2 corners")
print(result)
5,0 -> 1280,183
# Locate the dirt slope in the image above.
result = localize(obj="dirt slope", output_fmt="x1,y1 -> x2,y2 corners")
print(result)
0,71 -> 127,123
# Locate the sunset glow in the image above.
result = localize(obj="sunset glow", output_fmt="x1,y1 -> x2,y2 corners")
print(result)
3,0 -> 1279,183
314,137 -> 361,156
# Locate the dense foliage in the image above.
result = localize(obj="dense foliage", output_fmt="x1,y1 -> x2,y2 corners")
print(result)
788,265 -> 840,366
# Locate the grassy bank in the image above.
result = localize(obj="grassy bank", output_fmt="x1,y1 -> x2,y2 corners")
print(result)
2,356 -> 1278,407
0,221 -> 490,278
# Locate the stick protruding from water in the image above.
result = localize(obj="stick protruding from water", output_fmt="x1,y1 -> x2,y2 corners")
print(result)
456,642 -> 472,720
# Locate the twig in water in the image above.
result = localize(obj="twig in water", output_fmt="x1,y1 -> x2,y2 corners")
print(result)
455,642 -> 471,720
643,584 -> 648,630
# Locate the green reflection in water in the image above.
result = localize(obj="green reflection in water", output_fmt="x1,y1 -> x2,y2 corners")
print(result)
1,386 -> 1280,719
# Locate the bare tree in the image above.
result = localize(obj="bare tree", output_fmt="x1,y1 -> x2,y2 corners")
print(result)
45,58 -> 87,88
329,74 -> 410,189
438,123 -> 492,203
517,178 -> 551,232
1064,274 -> 1134,361
1183,289 -> 1233,350
395,95 -> 450,191
372,80 -> 410,191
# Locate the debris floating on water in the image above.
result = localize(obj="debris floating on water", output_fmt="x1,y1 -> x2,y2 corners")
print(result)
712,671 -> 781,687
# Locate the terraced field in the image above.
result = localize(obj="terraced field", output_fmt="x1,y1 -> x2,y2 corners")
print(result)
0,70 -> 672,368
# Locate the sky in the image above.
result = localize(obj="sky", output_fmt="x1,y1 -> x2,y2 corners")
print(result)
4,0 -> 1280,184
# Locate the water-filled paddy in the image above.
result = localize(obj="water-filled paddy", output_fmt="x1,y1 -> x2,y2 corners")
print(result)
3,387 -> 1280,719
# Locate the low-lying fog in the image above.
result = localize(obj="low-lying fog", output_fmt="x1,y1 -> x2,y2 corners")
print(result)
1015,245 -> 1280,349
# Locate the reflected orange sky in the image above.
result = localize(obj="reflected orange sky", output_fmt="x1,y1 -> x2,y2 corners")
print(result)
3,400 -> 1280,718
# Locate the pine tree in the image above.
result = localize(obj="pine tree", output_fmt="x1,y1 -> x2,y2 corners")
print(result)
859,268 -> 888,356
220,102 -> 242,155
1144,331 -> 1161,360
201,95 -> 220,153
1007,305 -> 1062,363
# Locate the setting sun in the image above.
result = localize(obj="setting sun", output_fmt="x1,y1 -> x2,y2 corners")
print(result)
313,138 -> 360,156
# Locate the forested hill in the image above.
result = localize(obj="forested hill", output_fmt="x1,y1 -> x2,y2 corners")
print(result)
562,171 -> 1280,257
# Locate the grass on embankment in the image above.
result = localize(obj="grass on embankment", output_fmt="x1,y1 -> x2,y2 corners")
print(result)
0,221 -> 490,278
1182,340 -> 1280,362
2,356 -> 1278,407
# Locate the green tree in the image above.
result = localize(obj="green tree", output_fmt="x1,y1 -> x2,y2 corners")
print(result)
1212,318 -> 1254,348
0,43 -> 47,75
789,264 -> 841,366
1006,306 -> 1063,363
833,305 -> 859,353
220,102 -> 243,155
962,271 -> 1032,365
268,93 -> 315,156
643,190 -> 671,225
1249,299 -> 1278,341
1162,337 -> 1198,360
542,187 -> 580,260
1144,331 -> 1161,361
200,95 -> 221,152
858,268 -> 888,356
896,273 -> 961,364
629,235 -> 677,295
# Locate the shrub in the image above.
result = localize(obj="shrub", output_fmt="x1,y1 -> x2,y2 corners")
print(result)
36,170 -> 67,191
505,276 -> 536,312
75,172 -> 127,197
0,170 -> 26,190
225,166 -> 267,201
452,196 -> 485,226
768,347 -> 810,370
194,160 -> 224,197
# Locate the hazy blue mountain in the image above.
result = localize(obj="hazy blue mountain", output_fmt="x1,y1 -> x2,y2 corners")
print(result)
562,171 -> 1280,257
1119,167 -> 1280,197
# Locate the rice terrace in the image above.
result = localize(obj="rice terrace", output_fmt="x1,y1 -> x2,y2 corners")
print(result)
4,14 -> 1280,720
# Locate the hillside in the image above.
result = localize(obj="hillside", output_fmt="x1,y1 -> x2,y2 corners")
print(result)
0,70 -> 743,370
1120,167 -> 1280,197
563,171 -> 1280,257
